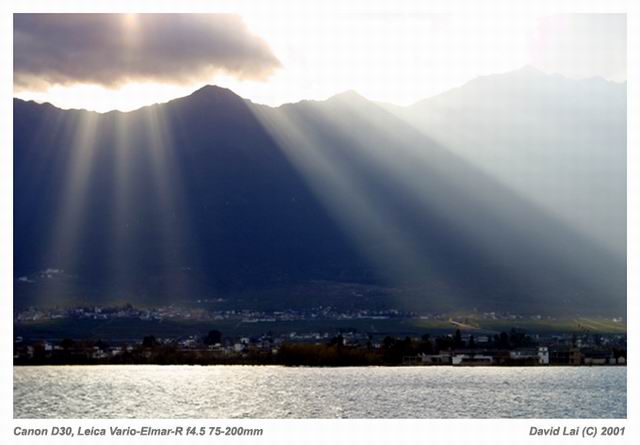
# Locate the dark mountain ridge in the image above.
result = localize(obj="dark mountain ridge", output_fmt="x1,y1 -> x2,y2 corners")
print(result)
14,69 -> 626,315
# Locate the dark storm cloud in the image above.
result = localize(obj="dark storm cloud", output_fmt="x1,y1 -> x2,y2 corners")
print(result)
14,14 -> 281,89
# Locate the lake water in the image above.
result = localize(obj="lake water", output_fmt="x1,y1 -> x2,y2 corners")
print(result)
14,365 -> 626,418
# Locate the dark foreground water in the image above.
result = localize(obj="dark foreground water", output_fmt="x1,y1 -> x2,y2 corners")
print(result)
14,365 -> 626,418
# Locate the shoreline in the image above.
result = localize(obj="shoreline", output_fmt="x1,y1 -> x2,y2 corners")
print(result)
13,362 -> 627,368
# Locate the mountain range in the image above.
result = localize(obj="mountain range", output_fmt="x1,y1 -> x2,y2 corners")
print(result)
14,67 -> 626,315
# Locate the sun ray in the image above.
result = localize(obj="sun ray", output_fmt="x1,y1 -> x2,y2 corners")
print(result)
249,104 -> 460,311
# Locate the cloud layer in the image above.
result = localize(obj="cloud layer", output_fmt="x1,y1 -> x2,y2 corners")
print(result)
14,14 -> 281,90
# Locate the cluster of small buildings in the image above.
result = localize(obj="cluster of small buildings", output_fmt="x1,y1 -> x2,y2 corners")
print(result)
13,337 -> 133,361
14,330 -> 627,367
403,346 -> 626,366
15,304 -> 583,324
13,303 -> 627,366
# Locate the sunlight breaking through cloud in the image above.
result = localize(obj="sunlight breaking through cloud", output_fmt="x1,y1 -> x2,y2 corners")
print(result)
14,14 -> 281,90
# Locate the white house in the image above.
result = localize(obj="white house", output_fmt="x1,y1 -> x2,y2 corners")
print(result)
510,347 -> 549,365
452,353 -> 493,365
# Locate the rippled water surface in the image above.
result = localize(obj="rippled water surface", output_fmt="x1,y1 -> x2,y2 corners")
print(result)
14,366 -> 625,418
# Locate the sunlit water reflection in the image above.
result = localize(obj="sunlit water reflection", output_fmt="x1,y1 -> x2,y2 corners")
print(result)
14,365 -> 625,418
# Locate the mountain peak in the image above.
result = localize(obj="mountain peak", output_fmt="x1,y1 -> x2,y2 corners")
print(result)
327,89 -> 369,103
515,65 -> 545,76
189,84 -> 243,101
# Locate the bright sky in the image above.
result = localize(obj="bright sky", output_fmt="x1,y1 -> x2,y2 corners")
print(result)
13,12 -> 626,112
